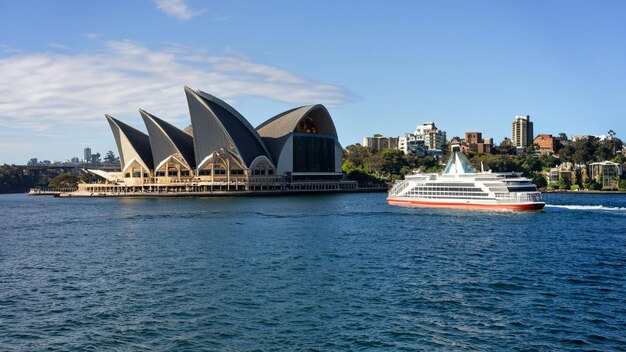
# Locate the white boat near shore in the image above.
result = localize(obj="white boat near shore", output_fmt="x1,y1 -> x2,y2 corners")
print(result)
387,144 -> 545,211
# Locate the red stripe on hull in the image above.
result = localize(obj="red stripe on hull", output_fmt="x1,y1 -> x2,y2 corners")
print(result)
387,198 -> 545,211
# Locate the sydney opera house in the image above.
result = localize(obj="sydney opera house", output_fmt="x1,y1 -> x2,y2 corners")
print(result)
75,87 -> 355,195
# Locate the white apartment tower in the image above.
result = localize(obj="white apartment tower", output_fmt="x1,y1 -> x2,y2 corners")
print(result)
398,122 -> 446,156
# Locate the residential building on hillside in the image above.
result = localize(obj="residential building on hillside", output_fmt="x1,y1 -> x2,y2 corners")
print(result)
464,132 -> 492,154
589,161 -> 623,189
398,122 -> 446,157
572,135 -> 593,142
362,134 -> 399,150
512,115 -> 534,148
548,162 -> 587,186
533,134 -> 558,154
398,134 -> 425,156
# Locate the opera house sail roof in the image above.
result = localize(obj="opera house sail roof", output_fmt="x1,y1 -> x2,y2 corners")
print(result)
96,86 -> 345,191
256,104 -> 341,174
105,114 -> 154,172
256,104 -> 337,138
184,87 -> 273,169
139,109 -> 196,170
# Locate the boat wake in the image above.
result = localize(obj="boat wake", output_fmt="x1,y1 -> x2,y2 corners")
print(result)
545,204 -> 626,212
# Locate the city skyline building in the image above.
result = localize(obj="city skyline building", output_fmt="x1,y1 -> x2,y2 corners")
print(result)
83,147 -> 91,163
512,115 -> 534,149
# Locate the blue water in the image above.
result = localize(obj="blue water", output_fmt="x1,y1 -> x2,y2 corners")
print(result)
1,192 -> 625,351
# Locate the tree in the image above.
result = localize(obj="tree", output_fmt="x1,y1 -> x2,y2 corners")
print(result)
344,144 -> 371,170
48,173 -> 79,189
583,179 -> 601,191
558,144 -> 576,162
557,178 -> 571,190
539,153 -> 559,168
596,137 -> 623,161
1,164 -> 36,193
473,154 -> 518,172
607,130 -> 616,139
412,155 -> 438,171
368,149 -> 407,179
496,138 -> 516,155
572,139 -> 596,164
594,141 -> 613,161
104,150 -> 117,163
532,173 -> 548,189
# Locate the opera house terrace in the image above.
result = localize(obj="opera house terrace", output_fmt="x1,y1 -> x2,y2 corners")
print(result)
65,87 -> 361,197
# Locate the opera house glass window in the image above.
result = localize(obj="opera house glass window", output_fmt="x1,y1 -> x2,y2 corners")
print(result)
293,135 -> 335,172
295,116 -> 319,134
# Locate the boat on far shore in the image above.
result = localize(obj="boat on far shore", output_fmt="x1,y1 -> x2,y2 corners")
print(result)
387,144 -> 545,211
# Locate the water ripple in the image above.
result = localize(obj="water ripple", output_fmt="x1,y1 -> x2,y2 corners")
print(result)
1,192 -> 625,350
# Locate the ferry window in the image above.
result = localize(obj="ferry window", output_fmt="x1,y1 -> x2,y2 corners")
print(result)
181,171 -> 190,176
231,169 -> 244,175
168,171 -> 177,176
156,171 -> 165,177
125,173 -> 130,178
199,169 -> 211,176
215,168 -> 226,175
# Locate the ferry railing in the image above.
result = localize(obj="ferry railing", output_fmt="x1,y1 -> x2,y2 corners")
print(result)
388,180 -> 410,197
494,192 -> 541,203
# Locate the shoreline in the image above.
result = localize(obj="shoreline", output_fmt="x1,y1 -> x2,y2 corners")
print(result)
541,189 -> 626,194
28,187 -> 389,198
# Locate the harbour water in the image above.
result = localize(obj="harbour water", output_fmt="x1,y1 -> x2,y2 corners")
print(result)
1,192 -> 625,350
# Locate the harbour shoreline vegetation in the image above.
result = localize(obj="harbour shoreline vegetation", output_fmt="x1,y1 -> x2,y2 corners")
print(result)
2,135 -> 624,193
0,165 -> 92,194
343,135 -> 626,191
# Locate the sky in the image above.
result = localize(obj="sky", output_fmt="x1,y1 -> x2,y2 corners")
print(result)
1,0 -> 625,164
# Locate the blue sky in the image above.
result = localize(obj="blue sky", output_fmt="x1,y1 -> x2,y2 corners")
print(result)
1,0 -> 625,164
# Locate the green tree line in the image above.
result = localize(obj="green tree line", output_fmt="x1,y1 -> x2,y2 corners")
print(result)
342,135 -> 625,190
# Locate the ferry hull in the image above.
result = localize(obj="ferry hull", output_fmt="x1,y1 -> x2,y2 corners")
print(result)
387,197 -> 545,211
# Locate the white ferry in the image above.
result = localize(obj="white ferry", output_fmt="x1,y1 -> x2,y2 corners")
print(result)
387,144 -> 545,211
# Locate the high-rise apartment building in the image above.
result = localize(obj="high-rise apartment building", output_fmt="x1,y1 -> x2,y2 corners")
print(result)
512,115 -> 534,148
84,147 -> 92,163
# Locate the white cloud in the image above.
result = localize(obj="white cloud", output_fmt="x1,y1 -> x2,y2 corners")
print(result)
154,0 -> 204,21
0,44 -> 21,54
83,33 -> 101,40
0,40 -> 350,131
47,42 -> 69,49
